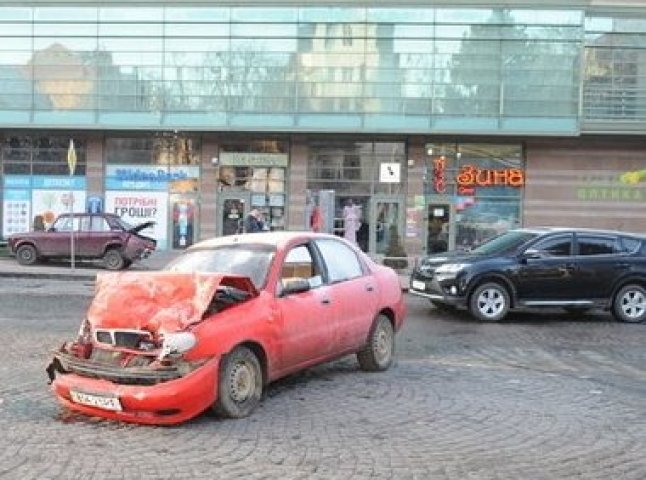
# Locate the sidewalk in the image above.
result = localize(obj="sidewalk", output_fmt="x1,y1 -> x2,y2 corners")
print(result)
0,250 -> 410,289
0,250 -> 182,281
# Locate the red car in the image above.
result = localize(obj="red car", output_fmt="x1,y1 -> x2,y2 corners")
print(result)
47,232 -> 406,425
7,213 -> 156,270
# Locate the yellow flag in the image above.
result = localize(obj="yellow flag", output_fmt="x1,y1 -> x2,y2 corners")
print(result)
67,139 -> 77,176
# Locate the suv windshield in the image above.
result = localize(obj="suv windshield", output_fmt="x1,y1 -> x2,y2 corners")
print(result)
164,245 -> 276,289
471,230 -> 538,255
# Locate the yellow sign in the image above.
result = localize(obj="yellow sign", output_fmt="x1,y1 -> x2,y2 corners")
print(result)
67,139 -> 77,176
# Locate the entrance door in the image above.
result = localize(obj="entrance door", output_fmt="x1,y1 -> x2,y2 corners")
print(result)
369,197 -> 404,256
426,203 -> 451,254
217,193 -> 250,236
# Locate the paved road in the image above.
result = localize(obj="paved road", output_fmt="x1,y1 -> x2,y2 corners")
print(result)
0,279 -> 644,479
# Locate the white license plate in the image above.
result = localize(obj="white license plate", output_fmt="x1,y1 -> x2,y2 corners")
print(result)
70,390 -> 122,411
411,280 -> 426,291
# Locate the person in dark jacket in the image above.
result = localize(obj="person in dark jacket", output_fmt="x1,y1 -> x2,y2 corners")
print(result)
244,208 -> 265,233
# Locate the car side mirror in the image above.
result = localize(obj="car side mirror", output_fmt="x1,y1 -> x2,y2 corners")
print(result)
48,227 -> 56,232
520,248 -> 542,261
280,278 -> 311,296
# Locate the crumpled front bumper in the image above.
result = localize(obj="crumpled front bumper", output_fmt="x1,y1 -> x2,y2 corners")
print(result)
47,353 -> 220,425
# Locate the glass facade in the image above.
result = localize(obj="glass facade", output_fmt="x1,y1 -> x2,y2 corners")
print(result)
0,5 -> 598,134
583,15 -> 646,127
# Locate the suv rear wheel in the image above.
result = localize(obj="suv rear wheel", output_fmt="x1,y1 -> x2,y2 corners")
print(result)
469,282 -> 510,322
613,284 -> 646,323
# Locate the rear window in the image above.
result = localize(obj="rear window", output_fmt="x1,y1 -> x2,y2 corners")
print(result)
620,237 -> 641,254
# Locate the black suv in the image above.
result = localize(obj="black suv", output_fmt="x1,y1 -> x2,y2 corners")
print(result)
410,227 -> 646,323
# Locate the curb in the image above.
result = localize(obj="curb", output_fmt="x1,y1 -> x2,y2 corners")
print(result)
0,271 -> 97,281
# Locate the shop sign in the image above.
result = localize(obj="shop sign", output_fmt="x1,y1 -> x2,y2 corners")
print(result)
106,166 -> 199,191
220,152 -> 288,167
380,163 -> 401,183
456,165 -> 524,195
576,169 -> 645,202
432,157 -> 446,193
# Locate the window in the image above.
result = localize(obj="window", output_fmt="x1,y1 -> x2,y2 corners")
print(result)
620,237 -> 641,254
91,216 -> 111,232
532,234 -> 573,257
79,216 -> 91,232
315,239 -> 363,282
577,235 -> 619,255
280,244 -> 322,289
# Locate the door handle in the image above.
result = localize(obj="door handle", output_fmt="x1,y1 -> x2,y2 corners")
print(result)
321,298 -> 331,305
365,285 -> 374,292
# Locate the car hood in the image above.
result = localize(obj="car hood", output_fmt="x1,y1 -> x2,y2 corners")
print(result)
129,221 -> 156,234
420,251 -> 480,267
87,271 -> 258,334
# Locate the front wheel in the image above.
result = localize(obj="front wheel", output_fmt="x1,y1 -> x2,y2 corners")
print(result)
469,282 -> 510,322
613,284 -> 646,323
16,244 -> 38,265
213,346 -> 263,418
357,314 -> 394,372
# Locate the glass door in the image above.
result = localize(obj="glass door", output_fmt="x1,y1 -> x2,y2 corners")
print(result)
426,202 -> 451,253
217,193 -> 250,236
370,196 -> 405,255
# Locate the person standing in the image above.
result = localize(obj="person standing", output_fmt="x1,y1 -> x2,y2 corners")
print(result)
244,208 -> 265,233
342,199 -> 361,245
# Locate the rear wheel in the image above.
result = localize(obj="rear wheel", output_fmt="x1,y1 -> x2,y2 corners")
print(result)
469,282 -> 510,322
16,244 -> 38,265
214,346 -> 263,418
103,248 -> 125,270
357,314 -> 394,371
613,284 -> 646,323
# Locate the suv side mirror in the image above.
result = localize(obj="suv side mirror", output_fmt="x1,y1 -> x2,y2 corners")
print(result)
520,248 -> 543,261
280,278 -> 311,296
48,227 -> 56,232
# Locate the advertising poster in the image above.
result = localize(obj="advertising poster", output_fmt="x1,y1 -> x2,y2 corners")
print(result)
105,191 -> 169,250
32,190 -> 87,230
2,190 -> 31,237
170,195 -> 196,249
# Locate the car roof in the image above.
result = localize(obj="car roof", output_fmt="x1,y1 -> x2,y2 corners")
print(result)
521,226 -> 646,239
188,231 -> 347,251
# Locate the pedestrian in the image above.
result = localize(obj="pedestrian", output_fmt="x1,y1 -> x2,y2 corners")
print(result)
244,208 -> 265,233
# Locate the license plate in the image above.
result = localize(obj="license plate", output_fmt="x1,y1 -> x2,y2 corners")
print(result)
411,280 -> 426,291
70,390 -> 122,411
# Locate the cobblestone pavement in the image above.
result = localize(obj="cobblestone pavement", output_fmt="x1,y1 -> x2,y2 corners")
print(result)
0,280 -> 644,480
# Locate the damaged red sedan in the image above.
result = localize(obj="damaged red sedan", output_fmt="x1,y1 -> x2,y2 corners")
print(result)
47,232 -> 406,425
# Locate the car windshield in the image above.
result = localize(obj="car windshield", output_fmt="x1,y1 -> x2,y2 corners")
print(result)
113,217 -> 134,231
164,245 -> 276,289
470,230 -> 538,255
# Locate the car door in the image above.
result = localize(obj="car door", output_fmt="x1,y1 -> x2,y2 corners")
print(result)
274,243 -> 337,371
313,238 -> 378,354
40,215 -> 75,256
86,215 -> 115,257
513,233 -> 575,301
570,233 -> 628,300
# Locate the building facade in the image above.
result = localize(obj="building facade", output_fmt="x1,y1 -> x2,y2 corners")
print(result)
1,0 -> 645,258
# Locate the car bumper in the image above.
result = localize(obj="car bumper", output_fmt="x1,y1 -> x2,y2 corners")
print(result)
51,357 -> 220,425
409,274 -> 467,307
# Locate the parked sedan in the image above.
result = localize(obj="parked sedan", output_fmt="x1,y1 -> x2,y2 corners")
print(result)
46,232 -> 406,425
410,227 -> 646,323
7,213 -> 156,270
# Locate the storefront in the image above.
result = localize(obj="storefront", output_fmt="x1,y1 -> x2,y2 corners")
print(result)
216,140 -> 289,236
420,142 -> 524,254
103,135 -> 201,250
1,135 -> 87,237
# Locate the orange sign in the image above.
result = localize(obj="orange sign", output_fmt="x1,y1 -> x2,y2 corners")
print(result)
457,165 -> 524,195
432,157 -> 446,193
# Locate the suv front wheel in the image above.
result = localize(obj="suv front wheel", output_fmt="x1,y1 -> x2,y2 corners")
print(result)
469,282 -> 510,322
613,284 -> 646,323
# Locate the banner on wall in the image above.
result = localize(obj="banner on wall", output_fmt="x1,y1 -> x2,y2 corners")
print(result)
105,191 -> 169,250
170,195 -> 196,249
3,175 -> 87,235
2,189 -> 31,237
